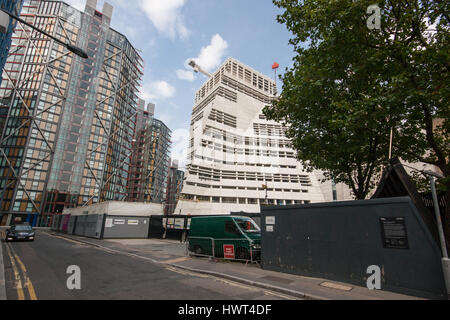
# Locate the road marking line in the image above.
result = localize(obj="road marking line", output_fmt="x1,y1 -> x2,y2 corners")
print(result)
5,244 -> 24,300
8,245 -> 37,300
47,233 -> 86,245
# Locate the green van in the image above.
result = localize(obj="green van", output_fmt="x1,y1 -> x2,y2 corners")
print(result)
188,216 -> 261,261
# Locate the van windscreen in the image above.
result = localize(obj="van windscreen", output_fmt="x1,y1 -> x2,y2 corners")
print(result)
234,218 -> 260,233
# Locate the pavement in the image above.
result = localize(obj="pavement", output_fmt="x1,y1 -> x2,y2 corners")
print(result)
40,230 -> 424,300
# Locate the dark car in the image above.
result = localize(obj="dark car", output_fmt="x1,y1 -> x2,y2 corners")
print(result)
5,224 -> 35,242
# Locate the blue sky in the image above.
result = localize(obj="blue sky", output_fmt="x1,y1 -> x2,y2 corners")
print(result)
65,0 -> 295,168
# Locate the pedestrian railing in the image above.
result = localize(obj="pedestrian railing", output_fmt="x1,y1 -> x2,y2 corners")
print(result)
187,236 -> 215,258
187,236 -> 260,264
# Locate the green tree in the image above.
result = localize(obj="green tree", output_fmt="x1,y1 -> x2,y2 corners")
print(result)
265,0 -> 449,234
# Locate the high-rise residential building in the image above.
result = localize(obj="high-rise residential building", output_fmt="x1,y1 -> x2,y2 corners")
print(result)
0,0 -> 24,75
176,57 -> 328,215
0,0 -> 143,226
147,117 -> 171,204
128,100 -> 153,202
0,0 -> 24,131
127,101 -> 172,205
165,159 -> 184,215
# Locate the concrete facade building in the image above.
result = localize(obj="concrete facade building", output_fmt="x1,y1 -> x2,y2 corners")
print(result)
175,58 -> 327,215
0,0 -> 143,226
316,172 -> 354,202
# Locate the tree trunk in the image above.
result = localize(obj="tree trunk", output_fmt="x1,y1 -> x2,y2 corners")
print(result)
354,188 -> 367,200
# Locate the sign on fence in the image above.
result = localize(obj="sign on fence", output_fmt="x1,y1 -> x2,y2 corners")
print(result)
223,245 -> 235,259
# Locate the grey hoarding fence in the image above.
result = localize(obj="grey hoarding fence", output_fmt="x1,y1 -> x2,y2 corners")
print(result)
54,214 -> 179,239
51,214 -> 60,230
50,214 -> 69,232
260,196 -> 447,299
54,214 -> 153,239
67,215 -> 76,234
74,214 -> 104,239
54,214 -> 104,239
102,216 -> 149,239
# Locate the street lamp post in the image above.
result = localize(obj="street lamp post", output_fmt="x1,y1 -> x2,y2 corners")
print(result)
424,170 -> 450,298
262,183 -> 268,205
0,8 -> 88,59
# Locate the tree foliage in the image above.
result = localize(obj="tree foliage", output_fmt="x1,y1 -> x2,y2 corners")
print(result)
265,0 -> 449,201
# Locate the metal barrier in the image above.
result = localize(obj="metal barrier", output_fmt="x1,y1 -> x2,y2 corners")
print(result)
187,236 -> 260,264
187,237 -> 215,258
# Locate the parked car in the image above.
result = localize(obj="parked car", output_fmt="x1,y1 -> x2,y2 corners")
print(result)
5,223 -> 35,242
188,216 -> 261,261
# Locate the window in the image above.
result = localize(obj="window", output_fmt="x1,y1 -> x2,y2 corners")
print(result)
235,219 -> 260,233
212,197 -> 220,203
197,196 -> 210,202
225,221 -> 240,236
222,197 -> 237,204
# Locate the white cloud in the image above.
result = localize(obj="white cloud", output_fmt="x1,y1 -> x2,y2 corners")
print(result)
170,128 -> 190,169
140,81 -> 175,101
176,69 -> 195,82
192,34 -> 228,72
139,0 -> 190,40
178,34 -> 228,81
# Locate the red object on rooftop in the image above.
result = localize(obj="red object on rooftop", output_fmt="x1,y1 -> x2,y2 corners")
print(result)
272,62 -> 279,69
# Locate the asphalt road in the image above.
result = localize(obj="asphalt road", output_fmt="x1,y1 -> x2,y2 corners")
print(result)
1,231 -> 290,300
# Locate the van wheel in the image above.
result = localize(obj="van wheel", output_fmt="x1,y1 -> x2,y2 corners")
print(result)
194,245 -> 203,255
236,247 -> 250,260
